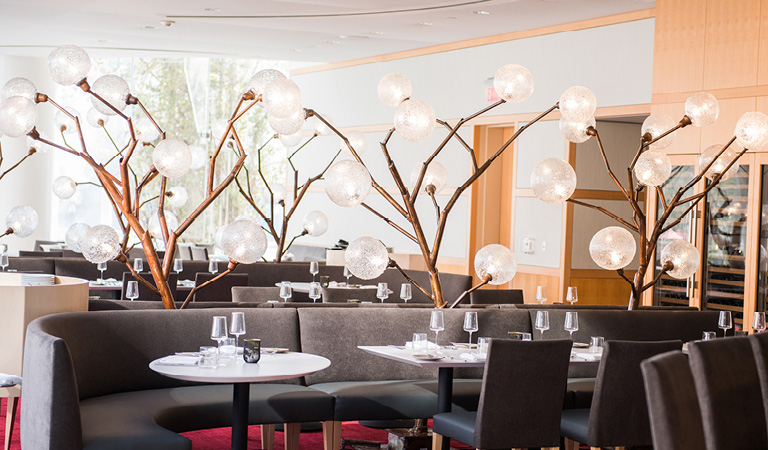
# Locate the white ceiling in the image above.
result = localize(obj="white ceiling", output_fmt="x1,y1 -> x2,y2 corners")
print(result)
0,0 -> 654,63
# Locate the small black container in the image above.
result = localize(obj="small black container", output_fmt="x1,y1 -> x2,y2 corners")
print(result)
243,339 -> 261,363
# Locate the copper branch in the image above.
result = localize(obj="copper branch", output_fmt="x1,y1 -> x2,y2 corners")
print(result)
360,203 -> 419,243
448,274 -> 491,308
179,262 -> 238,309
436,119 -> 478,172
0,227 -> 13,239
567,199 -> 639,231
387,259 -> 432,300
642,261 -> 674,291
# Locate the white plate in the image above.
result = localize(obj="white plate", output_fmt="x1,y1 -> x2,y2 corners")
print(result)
450,342 -> 478,349
262,347 -> 290,354
412,354 -> 443,361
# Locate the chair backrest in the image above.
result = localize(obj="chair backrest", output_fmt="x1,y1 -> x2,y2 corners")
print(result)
121,272 -> 178,301
176,243 -> 194,260
749,332 -> 768,432
19,250 -> 63,257
33,240 -> 63,251
470,289 -> 524,305
322,287 -> 378,303
688,337 -> 768,450
190,246 -> 209,261
474,339 -> 572,449
231,286 -> 281,303
588,340 -> 683,447
193,273 -> 248,302
641,350 -> 705,450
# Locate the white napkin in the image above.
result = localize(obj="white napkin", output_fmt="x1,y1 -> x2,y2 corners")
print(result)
405,341 -> 438,350
458,352 -> 487,361
571,352 -> 600,361
155,355 -> 199,366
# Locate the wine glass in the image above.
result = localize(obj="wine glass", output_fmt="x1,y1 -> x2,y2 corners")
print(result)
463,311 -> 479,346
97,261 -> 107,283
564,311 -> 579,338
0,252 -> 8,271
208,260 -> 219,275
535,310 -> 550,337
309,261 -> 319,282
429,310 -> 444,350
308,281 -> 322,303
173,258 -> 183,273
718,311 -> 732,338
126,281 -> 139,301
279,282 -> 292,302
566,287 -> 578,305
230,312 -> 246,347
343,266 -> 352,286
377,282 -> 389,303
753,312 -> 766,333
400,283 -> 412,303
536,286 -> 547,305
133,258 -> 143,272
211,316 -> 228,351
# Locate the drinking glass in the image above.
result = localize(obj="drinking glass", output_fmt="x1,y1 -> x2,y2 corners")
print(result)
477,337 -> 491,354
400,283 -> 412,303
279,282 -> 292,302
243,339 -> 261,363
377,282 -> 389,303
702,331 -> 716,341
199,346 -> 218,368
535,310 -> 550,337
308,281 -> 322,303
173,258 -> 183,273
0,252 -> 8,271
211,316 -> 228,351
230,312 -> 246,347
536,286 -> 547,304
589,336 -> 605,353
412,333 -> 428,352
429,310 -> 444,348
463,311 -> 479,345
309,261 -> 319,282
219,338 -> 237,365
753,312 -> 766,333
97,261 -> 107,282
521,332 -> 532,341
564,311 -> 579,338
133,258 -> 143,272
126,281 -> 139,301
718,311 -> 732,337
208,260 -> 218,275
343,266 -> 352,285
566,286 -> 578,305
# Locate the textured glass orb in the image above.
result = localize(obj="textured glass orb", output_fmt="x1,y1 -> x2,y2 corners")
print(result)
493,64 -> 534,103
86,107 -> 109,128
340,130 -> 367,156
148,210 -> 179,238
325,160 -> 372,207
634,150 -> 672,187
269,109 -> 305,135
166,186 -> 188,208
247,69 -> 286,97
394,98 -> 436,142
1,77 -> 36,101
81,224 -> 120,263
315,113 -> 334,136
559,86 -> 597,122
559,116 -> 596,144
0,96 -> 38,137
135,116 -> 160,142
65,223 -> 90,253
47,45 -> 91,86
90,75 -> 130,116
214,225 -> 226,250
263,78 -> 302,119
409,161 -> 448,194
271,183 -> 287,203
303,210 -> 329,236
235,215 -> 259,225
531,158 -> 577,204
642,113 -> 677,149
660,239 -> 700,279
52,176 -> 77,199
474,244 -> 517,285
189,145 -> 208,170
279,130 -> 303,148
734,112 -> 768,150
589,226 -> 636,270
685,92 -> 719,127
152,138 -> 192,179
345,236 -> 389,280
377,73 -> 412,107
699,144 -> 740,182
220,219 -> 268,264
55,107 -> 79,135
5,205 -> 38,238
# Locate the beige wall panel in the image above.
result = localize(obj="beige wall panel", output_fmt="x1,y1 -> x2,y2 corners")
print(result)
703,0 -> 761,90
509,272 -> 560,304
701,97 -> 758,148
652,0 -> 707,94
758,96 -> 768,112
571,275 -> 634,306
651,103 -> 702,154
760,0 -> 768,85
575,121 -> 642,191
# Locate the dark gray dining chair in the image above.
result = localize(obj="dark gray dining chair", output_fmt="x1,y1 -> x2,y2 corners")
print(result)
19,250 -> 62,257
121,272 -> 178,301
232,286 -> 281,303
469,289 -> 524,305
749,331 -> 768,430
641,350 -> 705,450
193,272 -> 248,302
688,337 -> 768,450
322,287 -> 378,303
190,246 -> 209,261
561,340 -> 683,450
432,339 -> 572,450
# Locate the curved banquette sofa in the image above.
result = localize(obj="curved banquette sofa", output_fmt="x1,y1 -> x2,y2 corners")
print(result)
22,307 -> 721,450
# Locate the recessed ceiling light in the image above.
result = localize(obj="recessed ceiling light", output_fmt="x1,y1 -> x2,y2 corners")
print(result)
473,10 -> 491,15
143,25 -> 157,29
446,17 -> 458,20
290,48 -> 302,52
204,7 -> 221,12
338,35 -> 349,39
368,31 -> 384,35
327,40 -> 340,44
416,21 -> 433,26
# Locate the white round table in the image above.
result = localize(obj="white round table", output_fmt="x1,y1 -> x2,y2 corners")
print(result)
150,352 -> 330,450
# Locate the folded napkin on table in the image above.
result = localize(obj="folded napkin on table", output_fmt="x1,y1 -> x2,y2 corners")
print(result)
154,355 -> 199,366
571,352 -> 600,361
458,352 -> 487,362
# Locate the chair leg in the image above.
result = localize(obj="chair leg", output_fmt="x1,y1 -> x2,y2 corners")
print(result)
4,396 -> 18,450
564,438 -> 581,450
322,421 -> 342,450
283,423 -> 301,450
542,448 -> 560,450
432,432 -> 443,450
260,424 -> 275,450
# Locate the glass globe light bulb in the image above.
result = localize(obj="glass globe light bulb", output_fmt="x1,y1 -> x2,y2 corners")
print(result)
734,112 -> 768,151
345,236 -> 389,280
269,109 -> 305,135
166,186 -> 189,208
699,144 -> 740,182
152,138 -> 192,179
409,161 -> 448,194
315,113 -> 334,136
1,77 -> 36,101
279,130 -> 303,148
493,64 -> 534,103
394,98 -> 436,142
47,45 -> 91,86
90,75 -> 130,116
52,176 -> 77,199
247,69 -> 286,97
5,205 -> 38,238
263,78 -> 302,119
148,210 -> 179,238
65,222 -> 90,253
303,210 -> 329,237
135,116 -> 160,142
340,130 -> 367,156
81,224 -> 120,263
55,107 -> 79,135
642,113 -> 677,149
531,158 -> 577,204
559,86 -> 597,122
271,183 -> 288,203
377,73 -> 412,107
0,96 -> 38,137
235,215 -> 260,225
559,116 -> 596,144
86,107 -> 109,128
661,239 -> 700,279
589,226 -> 636,270
220,219 -> 268,264
685,92 -> 719,127
474,244 -> 517,285
325,160 -> 372,207
634,150 -> 672,187
214,224 -> 226,251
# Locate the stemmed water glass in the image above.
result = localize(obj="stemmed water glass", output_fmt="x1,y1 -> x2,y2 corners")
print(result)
230,312 -> 246,347
463,311 -> 478,345
126,281 -> 139,301
564,311 -> 579,338
343,266 -> 352,286
209,260 -> 218,275
133,258 -> 143,273
173,258 -> 183,273
309,261 -> 319,282
718,311 -> 732,337
566,287 -> 578,305
0,252 -> 8,271
429,310 -> 444,349
536,286 -> 547,305
400,283 -> 412,303
97,262 -> 107,283
279,282 -> 292,302
753,312 -> 766,333
309,281 -> 322,303
377,282 -> 389,303
211,316 -> 228,352
535,310 -> 550,337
